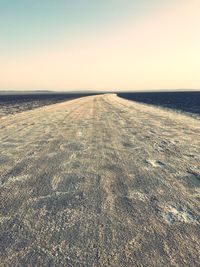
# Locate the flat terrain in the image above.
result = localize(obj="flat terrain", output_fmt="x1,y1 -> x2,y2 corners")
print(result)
118,91 -> 200,117
0,94 -> 199,266
0,93 -> 93,118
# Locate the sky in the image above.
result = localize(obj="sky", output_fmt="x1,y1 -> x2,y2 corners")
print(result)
0,0 -> 200,91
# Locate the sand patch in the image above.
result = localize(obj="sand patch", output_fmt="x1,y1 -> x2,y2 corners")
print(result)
129,190 -> 148,202
51,175 -> 61,190
163,205 -> 197,224
144,159 -> 165,168
5,174 -> 30,186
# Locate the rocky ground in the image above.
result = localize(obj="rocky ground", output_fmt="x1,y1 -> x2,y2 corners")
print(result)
0,94 -> 199,266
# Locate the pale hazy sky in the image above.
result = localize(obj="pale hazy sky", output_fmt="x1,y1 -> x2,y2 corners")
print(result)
0,0 -> 200,91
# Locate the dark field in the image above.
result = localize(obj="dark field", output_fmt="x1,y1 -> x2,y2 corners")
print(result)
118,91 -> 200,117
0,92 -> 95,117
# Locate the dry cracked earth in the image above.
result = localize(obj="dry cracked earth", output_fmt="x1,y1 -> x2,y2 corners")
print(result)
0,94 -> 200,266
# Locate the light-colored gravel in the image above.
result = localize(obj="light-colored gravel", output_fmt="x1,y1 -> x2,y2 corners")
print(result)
0,94 -> 199,266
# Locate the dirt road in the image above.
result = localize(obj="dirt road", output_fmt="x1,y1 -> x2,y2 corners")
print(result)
0,94 -> 199,266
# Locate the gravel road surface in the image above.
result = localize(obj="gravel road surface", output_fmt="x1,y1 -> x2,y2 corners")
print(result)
0,94 -> 199,266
